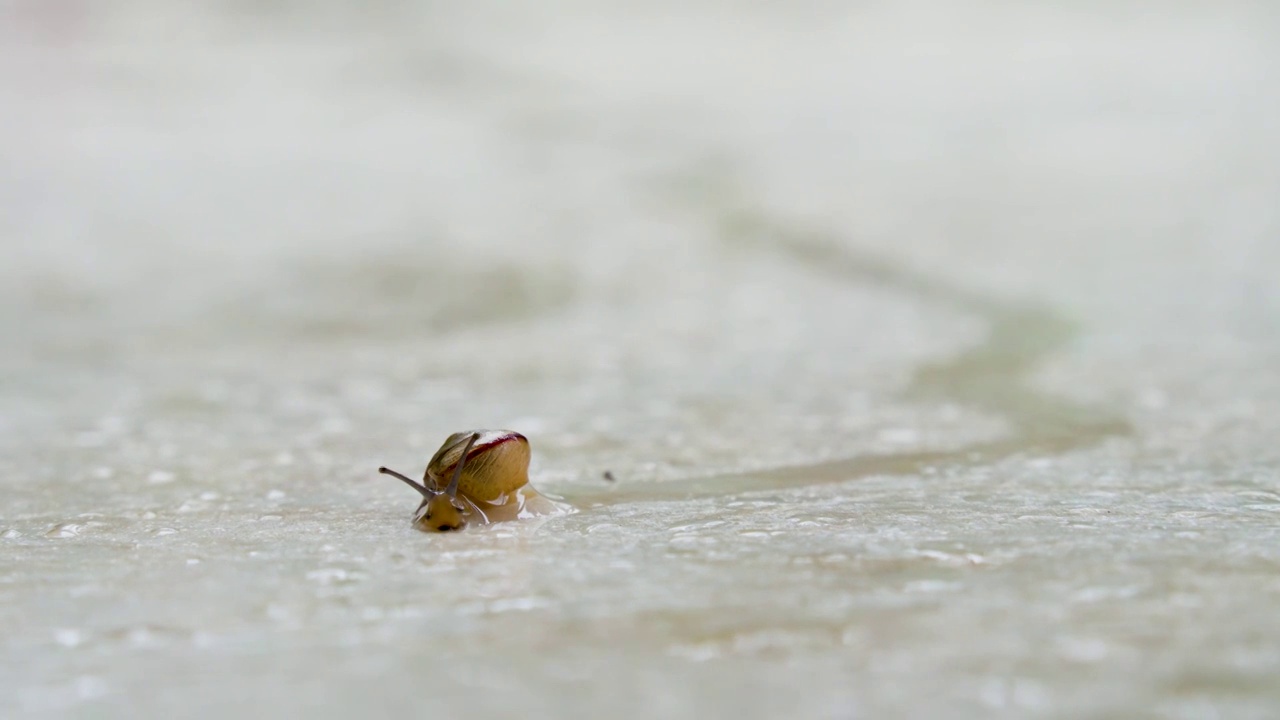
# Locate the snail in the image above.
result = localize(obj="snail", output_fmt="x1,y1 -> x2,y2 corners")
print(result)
378,430 -> 566,532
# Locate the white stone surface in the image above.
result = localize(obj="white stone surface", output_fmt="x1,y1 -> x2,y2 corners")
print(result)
2,2 -> 1279,718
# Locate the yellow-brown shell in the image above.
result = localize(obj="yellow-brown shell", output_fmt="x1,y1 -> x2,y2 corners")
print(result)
425,430 -> 531,503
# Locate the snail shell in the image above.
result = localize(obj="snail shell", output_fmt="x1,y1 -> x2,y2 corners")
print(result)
379,429 -> 566,532
426,430 -> 532,502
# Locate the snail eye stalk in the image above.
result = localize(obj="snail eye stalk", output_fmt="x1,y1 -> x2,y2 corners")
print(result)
444,432 -> 481,499
379,466 -> 436,500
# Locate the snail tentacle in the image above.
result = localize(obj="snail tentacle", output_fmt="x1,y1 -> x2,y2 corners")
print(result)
378,466 -> 437,500
444,432 -> 481,499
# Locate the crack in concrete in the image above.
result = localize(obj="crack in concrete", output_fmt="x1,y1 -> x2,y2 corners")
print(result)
572,192 -> 1131,504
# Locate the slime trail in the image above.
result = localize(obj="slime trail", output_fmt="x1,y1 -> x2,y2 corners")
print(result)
572,201 -> 1131,505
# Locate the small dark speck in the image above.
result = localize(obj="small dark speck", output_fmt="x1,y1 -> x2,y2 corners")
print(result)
603,471 -> 616,482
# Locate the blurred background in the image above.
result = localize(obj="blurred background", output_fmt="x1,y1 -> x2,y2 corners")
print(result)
2,1 -> 1279,718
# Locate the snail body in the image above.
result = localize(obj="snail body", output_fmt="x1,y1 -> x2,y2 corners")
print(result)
379,429 -> 565,532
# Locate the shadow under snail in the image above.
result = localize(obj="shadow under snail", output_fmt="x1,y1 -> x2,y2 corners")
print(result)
378,430 -> 566,532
